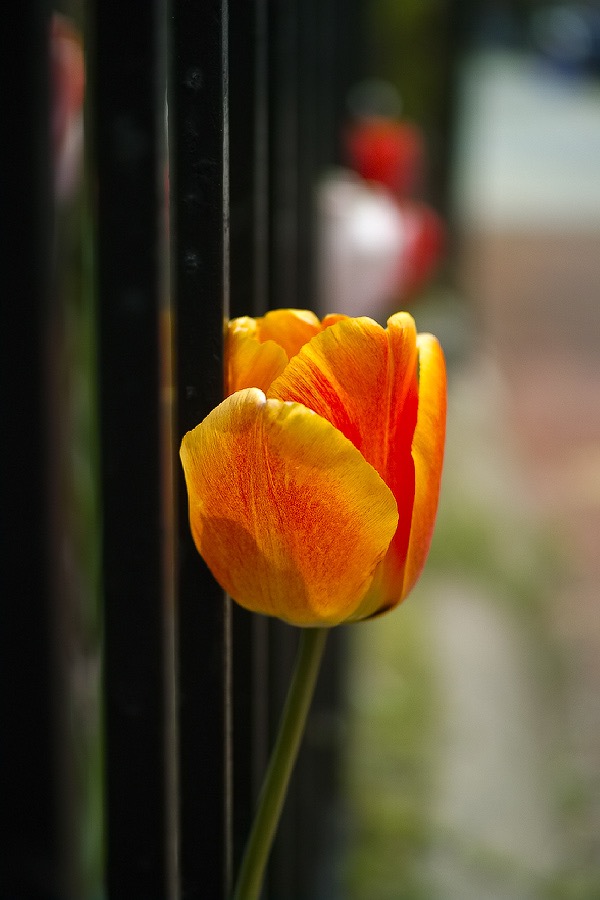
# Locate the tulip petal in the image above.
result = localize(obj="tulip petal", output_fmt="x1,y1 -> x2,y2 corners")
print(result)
321,313 -> 349,329
180,388 -> 398,626
268,316 -> 412,473
226,317 -> 288,394
402,333 -> 446,597
369,313 -> 420,609
257,309 -> 322,360
268,314 -> 419,606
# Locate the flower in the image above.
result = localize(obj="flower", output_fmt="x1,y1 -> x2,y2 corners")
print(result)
180,309 -> 446,627
50,14 -> 85,201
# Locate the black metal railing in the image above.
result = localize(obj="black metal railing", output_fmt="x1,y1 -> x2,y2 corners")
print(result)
1,3 -> 57,897
94,0 -> 172,894
2,1 -> 362,897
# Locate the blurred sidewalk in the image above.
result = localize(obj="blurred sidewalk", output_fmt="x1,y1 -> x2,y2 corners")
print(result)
343,49 -> 600,900
450,49 -> 600,890
454,47 -> 600,705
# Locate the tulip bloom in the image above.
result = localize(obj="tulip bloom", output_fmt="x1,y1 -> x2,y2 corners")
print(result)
180,309 -> 446,627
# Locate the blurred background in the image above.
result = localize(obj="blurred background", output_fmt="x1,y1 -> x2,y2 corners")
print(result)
338,1 -> 600,897
40,0 -> 600,897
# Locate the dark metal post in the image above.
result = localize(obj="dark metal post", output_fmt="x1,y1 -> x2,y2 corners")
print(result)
170,1 -> 232,896
93,0 -> 172,893
0,3 -> 60,896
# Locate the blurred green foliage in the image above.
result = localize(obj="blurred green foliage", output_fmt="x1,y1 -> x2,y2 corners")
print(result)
364,0 -> 458,206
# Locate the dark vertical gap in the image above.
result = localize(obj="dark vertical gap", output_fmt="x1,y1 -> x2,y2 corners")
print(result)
93,0 -> 170,893
295,0 -> 317,307
268,0 -> 299,310
230,0 -> 260,317
0,2 -> 61,897
254,0 -> 270,318
228,0 -> 272,880
170,0 -> 232,896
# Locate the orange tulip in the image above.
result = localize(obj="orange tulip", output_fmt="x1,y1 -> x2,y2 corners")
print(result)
180,309 -> 446,627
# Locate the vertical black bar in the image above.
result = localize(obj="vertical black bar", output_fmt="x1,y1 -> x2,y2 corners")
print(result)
229,0 -> 269,319
170,1 -> 231,897
94,0 -> 170,894
229,0 -> 272,876
0,3 -> 60,897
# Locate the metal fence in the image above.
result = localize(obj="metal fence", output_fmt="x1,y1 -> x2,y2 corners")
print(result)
1,1 -> 361,897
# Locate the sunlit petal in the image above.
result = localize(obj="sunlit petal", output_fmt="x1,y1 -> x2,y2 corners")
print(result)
268,314 -> 419,602
180,388 -> 398,626
269,316 -> 388,472
402,333 -> 447,597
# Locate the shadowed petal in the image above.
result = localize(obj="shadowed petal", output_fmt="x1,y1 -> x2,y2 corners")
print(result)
180,388 -> 398,626
226,317 -> 288,394
402,333 -> 447,597
256,309 -> 322,359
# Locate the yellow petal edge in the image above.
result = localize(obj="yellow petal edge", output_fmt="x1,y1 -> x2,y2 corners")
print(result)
403,333 -> 447,598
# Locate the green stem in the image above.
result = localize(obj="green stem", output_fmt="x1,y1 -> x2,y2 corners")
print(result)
232,626 -> 329,900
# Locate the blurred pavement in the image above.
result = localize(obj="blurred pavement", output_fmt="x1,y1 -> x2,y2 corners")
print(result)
444,48 -> 600,894
343,49 -> 600,899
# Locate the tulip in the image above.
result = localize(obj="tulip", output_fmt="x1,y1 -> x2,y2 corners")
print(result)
345,116 -> 424,198
181,309 -> 446,899
180,309 -> 446,627
51,14 -> 85,201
